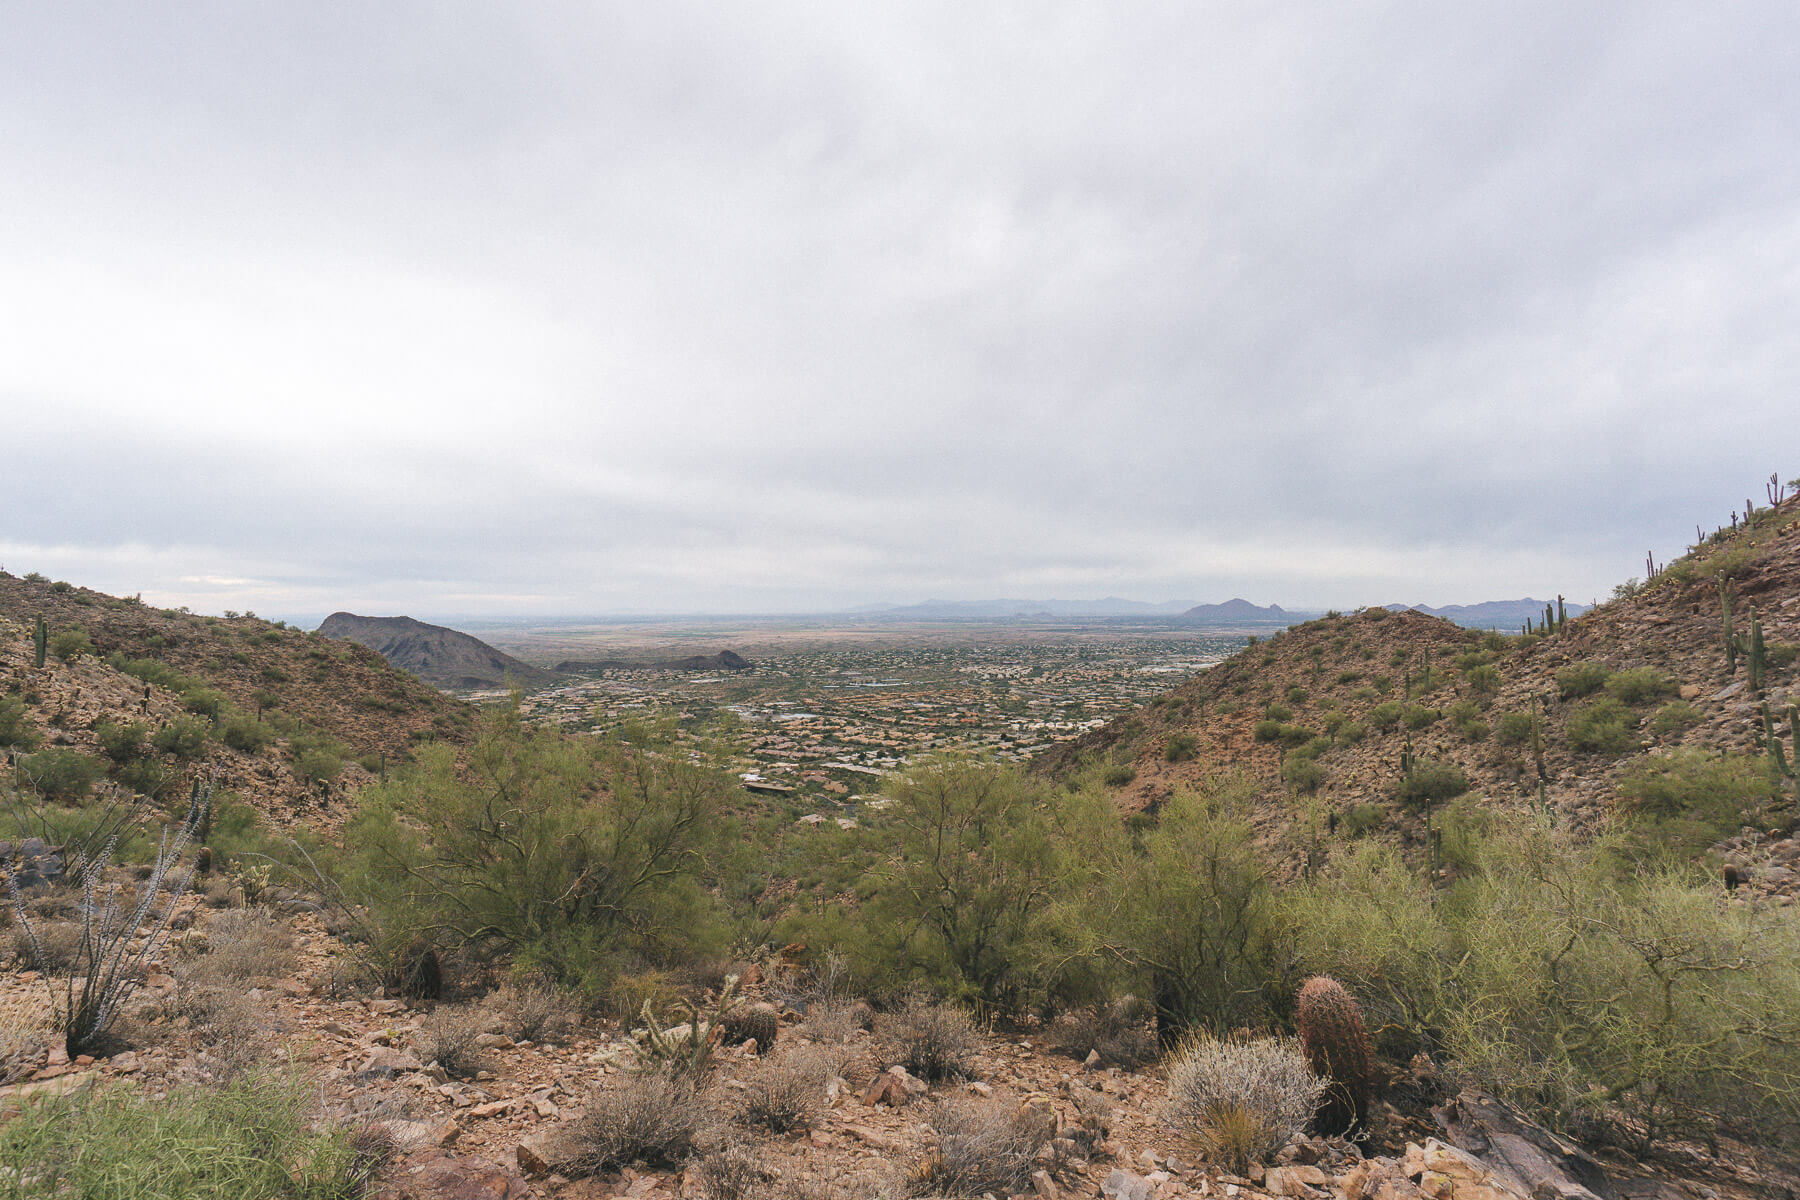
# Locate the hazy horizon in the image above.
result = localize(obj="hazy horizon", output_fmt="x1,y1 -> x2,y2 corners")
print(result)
6,5 -> 1794,616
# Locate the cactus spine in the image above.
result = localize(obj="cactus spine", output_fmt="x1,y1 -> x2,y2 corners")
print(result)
1295,975 -> 1375,1135
33,615 -> 46,668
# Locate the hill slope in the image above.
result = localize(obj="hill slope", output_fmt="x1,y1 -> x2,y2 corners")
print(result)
1040,494 -> 1800,891
318,612 -> 558,690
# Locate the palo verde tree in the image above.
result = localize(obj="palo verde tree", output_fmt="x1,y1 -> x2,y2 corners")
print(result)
345,702 -> 727,989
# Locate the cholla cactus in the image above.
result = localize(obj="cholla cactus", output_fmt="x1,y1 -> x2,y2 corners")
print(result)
637,974 -> 743,1075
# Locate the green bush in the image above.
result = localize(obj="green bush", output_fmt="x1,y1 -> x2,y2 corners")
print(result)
1366,702 -> 1404,731
1649,701 -> 1703,738
1165,733 -> 1198,762
180,686 -> 226,719
14,748 -> 106,802
1341,803 -> 1384,836
1494,711 -> 1534,746
1464,664 -> 1501,700
0,696 -> 37,750
1396,758 -> 1469,808
1281,756 -> 1325,793
1253,720 -> 1283,743
294,747 -> 345,785
1285,686 -> 1308,705
49,629 -> 93,661
0,1070 -> 381,1198
1556,662 -> 1611,699
219,715 -> 275,754
1615,750 -> 1777,827
92,720 -> 149,765
1401,705 -> 1439,731
1567,698 -> 1639,756
1263,703 -> 1292,722
1337,721 -> 1367,745
1102,764 -> 1137,787
1605,668 -> 1677,706
152,716 -> 210,759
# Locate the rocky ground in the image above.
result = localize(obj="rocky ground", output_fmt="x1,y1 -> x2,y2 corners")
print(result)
2,887 -> 1789,1200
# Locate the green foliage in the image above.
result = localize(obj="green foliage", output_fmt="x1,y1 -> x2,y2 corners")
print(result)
1555,662 -> 1612,699
348,707 -> 726,993
1341,803 -> 1384,836
219,715 -> 275,754
48,629 -> 93,661
0,696 -> 37,750
1494,710 -> 1534,745
1567,697 -> 1640,756
152,716 -> 210,759
1165,732 -> 1198,762
1262,703 -> 1292,722
92,720 -> 149,765
1395,758 -> 1469,809
1281,756 -> 1324,793
1253,720 -> 1283,743
180,686 -> 227,719
1401,704 -> 1439,731
1463,663 -> 1501,700
14,748 -> 105,802
1285,686 -> 1308,705
0,1071 -> 381,1199
1444,700 -> 1486,742
1615,750 -> 1777,829
1101,763 -> 1136,787
1366,702 -> 1403,731
1649,701 -> 1703,738
294,747 -> 345,785
1604,668 -> 1677,706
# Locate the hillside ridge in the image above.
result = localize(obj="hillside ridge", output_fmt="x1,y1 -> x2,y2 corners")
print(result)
318,611 -> 559,691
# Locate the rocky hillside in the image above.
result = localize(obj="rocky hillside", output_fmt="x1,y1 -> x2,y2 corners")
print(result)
1041,494 -> 1800,886
0,574 -> 475,822
319,612 -> 560,691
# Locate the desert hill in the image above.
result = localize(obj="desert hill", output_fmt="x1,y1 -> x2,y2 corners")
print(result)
1175,598 -> 1306,626
318,612 -> 559,690
1041,494 -> 1800,894
1388,597 -> 1594,629
0,573 -> 476,822
553,649 -> 752,673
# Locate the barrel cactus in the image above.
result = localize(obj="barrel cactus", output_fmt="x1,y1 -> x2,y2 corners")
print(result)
1295,975 -> 1374,1134
722,1001 -> 779,1053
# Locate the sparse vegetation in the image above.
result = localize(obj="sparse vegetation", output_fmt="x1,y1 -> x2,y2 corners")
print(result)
1163,1035 -> 1323,1176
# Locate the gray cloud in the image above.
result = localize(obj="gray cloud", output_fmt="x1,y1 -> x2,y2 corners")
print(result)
4,3 -> 1796,618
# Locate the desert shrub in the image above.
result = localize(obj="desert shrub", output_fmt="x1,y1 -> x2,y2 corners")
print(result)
1567,698 -> 1640,756
1366,702 -> 1403,731
489,979 -> 581,1043
1401,704 -> 1438,731
1445,700 -> 1487,742
1396,759 -> 1469,809
164,978 -> 265,1078
1605,668 -> 1677,706
0,1022 -> 45,1087
1341,803 -> 1384,837
187,908 -> 298,983
1615,750 -> 1777,828
1163,1035 -> 1323,1176
92,720 -> 149,765
1349,686 -> 1378,702
0,1070 -> 383,1199
0,697 -> 37,751
151,716 -> 209,759
219,715 -> 275,754
1769,642 -> 1800,669
49,629 -> 93,661
1262,703 -> 1292,722
293,746 -> 345,785
347,706 -> 726,993
1649,700 -> 1703,738
695,1137 -> 769,1200
1279,725 -> 1320,750
179,686 -> 226,718
11,919 -> 82,973
737,1048 -> 828,1133
1252,720 -> 1283,743
1054,994 -> 1157,1068
1335,671 -> 1363,686
1556,662 -> 1611,699
566,1073 -> 711,1174
1164,733 -> 1197,762
1102,763 -> 1136,787
1494,711 -> 1534,745
414,1005 -> 491,1079
14,749 -> 105,802
1285,686 -> 1308,705
910,1098 -> 1049,1197
875,995 -> 982,1082
1281,756 -> 1324,793
1465,666 -> 1501,700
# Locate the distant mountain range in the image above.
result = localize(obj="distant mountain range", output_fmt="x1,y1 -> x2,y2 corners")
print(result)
856,597 -> 1193,620
1385,598 -> 1591,629
317,612 -> 558,690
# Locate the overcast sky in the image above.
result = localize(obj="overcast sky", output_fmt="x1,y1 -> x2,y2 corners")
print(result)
4,4 -> 1796,621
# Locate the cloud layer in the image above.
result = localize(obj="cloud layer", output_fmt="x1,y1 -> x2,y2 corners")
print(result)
5,4 -> 1796,618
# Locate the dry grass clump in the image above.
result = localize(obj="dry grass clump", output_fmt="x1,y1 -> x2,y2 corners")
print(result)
736,1048 -> 829,1133
189,907 -> 297,983
566,1072 -> 714,1175
163,972 -> 269,1079
800,999 -> 875,1045
0,992 -> 51,1085
1055,995 -> 1158,1068
875,994 -> 983,1083
909,1098 -> 1050,1197
10,918 -> 82,973
1163,1035 -> 1324,1176
488,978 -> 581,1044
413,1005 -> 491,1079
695,1136 -> 770,1200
